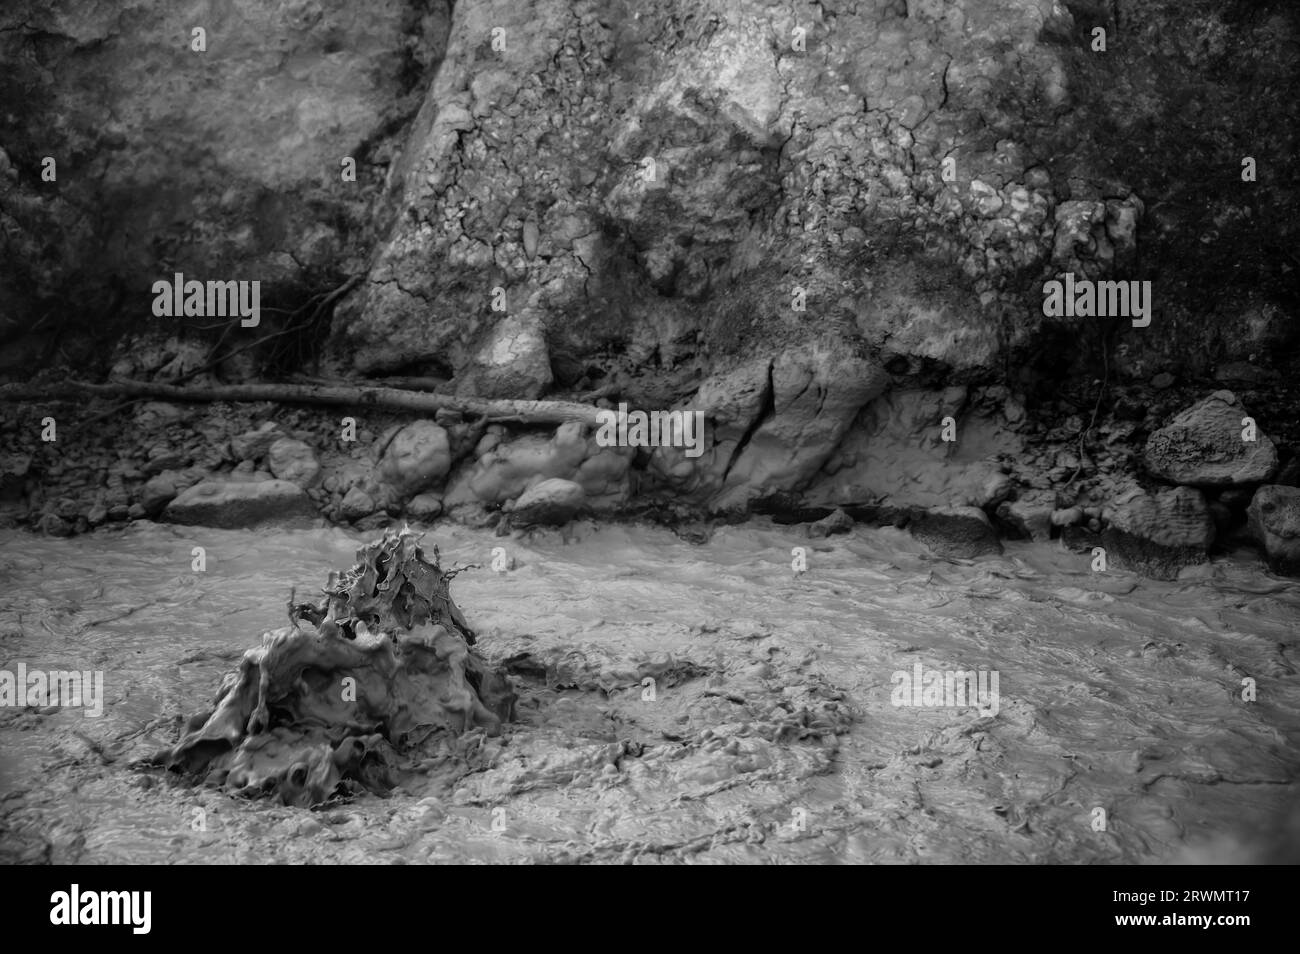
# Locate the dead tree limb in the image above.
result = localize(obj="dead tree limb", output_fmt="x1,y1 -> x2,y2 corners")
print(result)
1,378 -> 602,427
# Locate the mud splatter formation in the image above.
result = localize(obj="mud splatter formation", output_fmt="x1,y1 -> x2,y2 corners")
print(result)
149,528 -> 516,807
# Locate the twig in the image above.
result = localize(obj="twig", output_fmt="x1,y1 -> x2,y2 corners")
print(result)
1061,332 -> 1110,493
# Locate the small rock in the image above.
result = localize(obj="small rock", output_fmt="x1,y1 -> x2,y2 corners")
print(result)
108,505 -> 130,521
1247,485 -> 1300,576
807,508 -> 853,538
140,474 -> 178,515
128,503 -> 147,520
909,506 -> 1003,559
39,514 -> 72,536
1050,506 -> 1083,527
339,486 -> 377,521
376,421 -> 451,499
268,438 -> 321,488
507,478 -> 586,527
1151,372 -> 1175,390
406,493 -> 443,520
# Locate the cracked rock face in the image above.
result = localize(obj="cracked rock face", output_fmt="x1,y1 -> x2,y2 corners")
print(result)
328,0 -> 1145,383
4,0 -> 1295,395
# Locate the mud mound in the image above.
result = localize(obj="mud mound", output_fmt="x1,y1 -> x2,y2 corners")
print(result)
147,529 -> 515,806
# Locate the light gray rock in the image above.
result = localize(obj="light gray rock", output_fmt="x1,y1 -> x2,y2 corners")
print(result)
714,344 -> 889,511
507,478 -> 585,527
377,420 -> 451,499
164,479 -> 316,529
444,420 -> 630,511
1144,391 -> 1277,487
406,493 -> 443,520
454,315 -> 552,400
1247,485 -> 1300,576
339,486 -> 378,521
268,437 -> 321,488
140,474 -> 178,515
807,508 -> 854,538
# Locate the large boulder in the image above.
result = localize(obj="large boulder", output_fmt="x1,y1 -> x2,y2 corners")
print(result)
712,343 -> 889,511
1247,485 -> 1300,576
909,506 -> 1003,559
376,421 -> 452,500
164,480 -> 316,529
803,387 -> 1019,512
1143,392 -> 1277,487
1103,485 -> 1214,580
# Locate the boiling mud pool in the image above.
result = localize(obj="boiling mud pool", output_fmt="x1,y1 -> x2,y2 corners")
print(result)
1,520 -> 1297,863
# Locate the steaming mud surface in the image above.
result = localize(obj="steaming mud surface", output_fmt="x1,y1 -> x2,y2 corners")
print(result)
1,521 -> 1297,864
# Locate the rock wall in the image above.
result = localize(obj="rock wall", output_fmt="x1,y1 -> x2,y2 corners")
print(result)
0,0 -> 452,372
331,0 -> 1144,383
2,0 -> 1298,574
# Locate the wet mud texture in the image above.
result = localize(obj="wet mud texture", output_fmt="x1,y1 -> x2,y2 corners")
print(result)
148,529 -> 516,806
0,522 -> 1297,863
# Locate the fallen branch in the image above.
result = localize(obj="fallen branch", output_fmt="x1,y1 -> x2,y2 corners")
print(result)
1,378 -> 602,427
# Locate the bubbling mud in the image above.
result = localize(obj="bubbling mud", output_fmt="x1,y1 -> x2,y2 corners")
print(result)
147,529 -> 515,806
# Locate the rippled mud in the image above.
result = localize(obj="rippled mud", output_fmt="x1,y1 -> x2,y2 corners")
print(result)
1,522 -> 1297,864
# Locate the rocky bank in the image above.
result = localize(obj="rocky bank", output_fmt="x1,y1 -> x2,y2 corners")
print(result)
1,0 -> 1298,577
